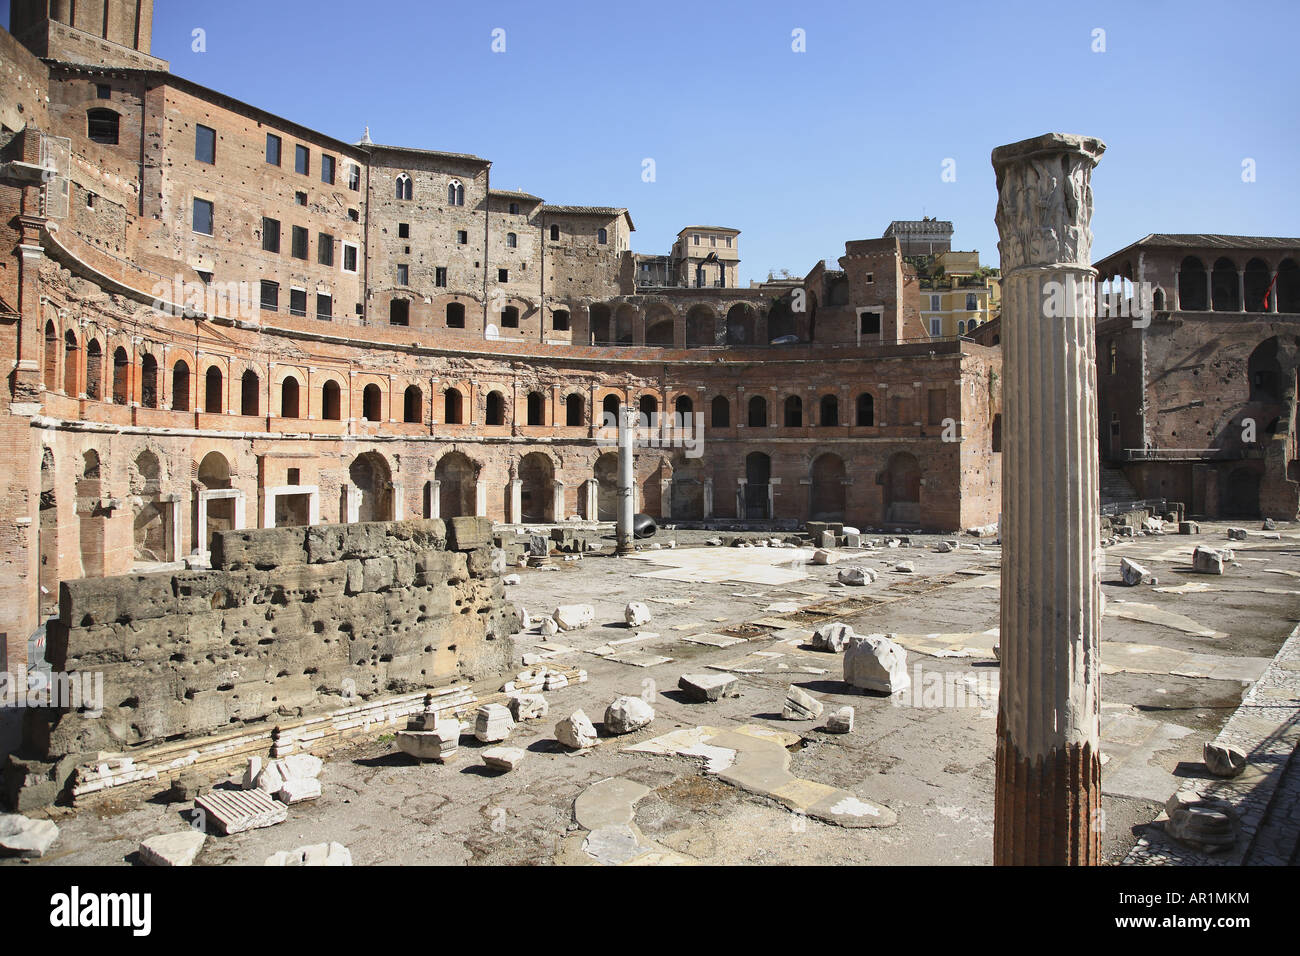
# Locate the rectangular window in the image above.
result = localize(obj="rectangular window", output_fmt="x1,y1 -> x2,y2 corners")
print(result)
289,287 -> 307,317
192,198 -> 214,235
317,232 -> 334,266
316,293 -> 332,321
710,235 -> 716,247
266,133 -> 281,166
966,293 -> 978,311
321,154 -> 336,185
859,311 -> 881,335
348,208 -> 359,222
390,300 -> 409,326
347,164 -> 360,191
195,124 -> 216,164
498,268 -> 508,283
725,236 -> 732,248
398,223 -> 410,239
262,217 -> 280,253
435,267 -> 447,288
260,280 -> 279,312
295,144 -> 310,175
342,243 -> 358,273
295,191 -> 307,206
930,294 -> 941,311
692,234 -> 700,244
929,317 -> 941,336
865,272 -> 874,283
928,389 -> 947,426
456,230 -> 468,245
397,264 -> 409,286
96,83 -> 112,99
291,226 -> 308,260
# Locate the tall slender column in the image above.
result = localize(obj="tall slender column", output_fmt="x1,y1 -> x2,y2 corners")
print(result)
992,133 -> 1106,866
616,405 -> 635,554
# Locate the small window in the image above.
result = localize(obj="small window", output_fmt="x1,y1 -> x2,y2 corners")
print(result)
553,309 -> 570,331
550,224 -> 560,241
317,232 -> 334,266
508,202 -> 519,214
395,173 -> 412,200
96,83 -> 112,99
435,267 -> 448,287
966,293 -> 978,311
196,270 -> 212,285
262,217 -> 280,252
498,269 -> 509,283
958,320 -> 967,335
294,191 -> 307,206
260,280 -> 279,312
930,294 -> 941,311
597,228 -> 607,245
859,311 -> 881,335
398,222 -> 410,239
506,232 -> 517,248
692,234 -> 700,244
287,467 -> 300,484
321,154 -> 336,185
193,198 -> 214,235
447,180 -> 464,206
929,317 -> 941,336
347,164 -> 360,191
710,235 -> 716,247
725,236 -> 732,248
316,293 -> 332,320
291,225 -> 308,260
865,272 -> 873,283
342,243 -> 359,273
397,264 -> 409,286
446,303 -> 465,328
456,230 -> 468,245
87,108 -> 119,145
502,306 -> 519,328
195,124 -> 216,164
266,134 -> 282,166
295,144 -> 310,175
289,288 -> 307,317
390,300 -> 409,326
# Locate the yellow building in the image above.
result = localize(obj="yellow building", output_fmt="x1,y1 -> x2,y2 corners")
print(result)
919,251 -> 1000,337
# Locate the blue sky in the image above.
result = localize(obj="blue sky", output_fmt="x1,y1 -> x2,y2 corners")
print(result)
9,0 -> 1298,283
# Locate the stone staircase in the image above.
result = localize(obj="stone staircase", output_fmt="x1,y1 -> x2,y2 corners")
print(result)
1100,466 -> 1141,507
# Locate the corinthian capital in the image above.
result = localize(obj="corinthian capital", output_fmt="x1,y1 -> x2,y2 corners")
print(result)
992,133 -> 1106,273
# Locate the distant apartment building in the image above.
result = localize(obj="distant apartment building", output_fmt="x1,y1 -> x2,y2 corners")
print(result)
884,218 -> 954,258
635,226 -> 740,289
919,251 -> 1001,337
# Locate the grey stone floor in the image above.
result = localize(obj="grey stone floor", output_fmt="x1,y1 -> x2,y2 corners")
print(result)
6,521 -> 1297,866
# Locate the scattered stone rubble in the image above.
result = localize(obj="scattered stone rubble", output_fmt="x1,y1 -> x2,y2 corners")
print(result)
265,842 -> 353,866
194,787 -> 288,835
825,706 -> 855,734
553,604 -> 595,630
0,813 -> 59,858
624,602 -> 652,627
474,703 -> 516,743
837,566 -> 875,586
556,710 -> 599,750
604,696 -> 655,735
396,697 -> 463,763
1119,557 -> 1158,586
1193,546 -> 1227,574
482,747 -> 527,772
508,692 -> 549,721
1164,790 -> 1237,852
844,634 -> 910,694
138,830 -> 206,867
782,684 -> 824,720
1203,741 -> 1248,778
811,622 -> 855,653
677,673 -> 740,702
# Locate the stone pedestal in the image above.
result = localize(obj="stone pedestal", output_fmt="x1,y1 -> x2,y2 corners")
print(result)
992,132 -> 1106,866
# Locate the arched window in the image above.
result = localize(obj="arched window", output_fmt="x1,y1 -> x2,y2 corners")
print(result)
550,224 -> 560,241
87,108 -> 120,145
711,395 -> 730,428
1109,340 -> 1117,375
321,380 -> 341,420
112,347 -> 129,404
171,359 -> 189,411
362,384 -> 382,421
404,385 -> 423,423
501,306 -> 519,328
486,390 -> 505,426
527,391 -> 545,426
280,377 -> 300,418
204,365 -> 222,413
820,394 -> 839,427
395,173 -> 412,200
86,340 -> 103,400
674,395 -> 694,419
958,320 -> 967,335
856,393 -> 874,427
602,394 -> 620,428
639,394 -> 658,419
447,180 -> 464,206
140,354 -> 158,408
748,395 -> 768,428
443,387 -> 462,424
63,330 -> 79,396
43,321 -> 58,391
446,302 -> 466,328
784,394 -> 803,427
506,232 -> 517,248
597,228 -> 607,245
241,369 -> 260,415
565,393 -> 584,426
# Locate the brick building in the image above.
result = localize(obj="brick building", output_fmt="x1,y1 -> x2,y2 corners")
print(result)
0,4 -> 1003,671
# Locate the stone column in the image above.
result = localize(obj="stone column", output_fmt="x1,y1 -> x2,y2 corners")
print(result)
474,479 -> 488,518
509,479 -> 522,525
551,479 -> 565,522
992,132 -> 1106,866
703,478 -> 714,519
616,405 -> 635,554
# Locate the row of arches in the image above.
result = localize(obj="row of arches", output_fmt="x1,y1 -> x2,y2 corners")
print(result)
1143,256 -> 1300,313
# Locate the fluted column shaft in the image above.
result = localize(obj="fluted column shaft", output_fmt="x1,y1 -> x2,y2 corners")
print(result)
992,133 -> 1106,866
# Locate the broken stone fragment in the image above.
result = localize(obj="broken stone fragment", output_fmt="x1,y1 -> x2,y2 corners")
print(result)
482,746 -> 527,772
1227,527 -> 1248,541
1263,518 -> 1277,531
836,566 -> 874,587
812,548 -> 838,565
604,696 -> 655,735
138,830 -> 206,867
555,710 -> 599,750
843,634 -> 910,695
844,532 -> 862,548
397,719 -> 462,762
1203,741 -> 1247,778
0,813 -> 59,858
503,573 -> 522,585
825,706 -> 855,734
474,703 -> 516,743
276,777 -> 322,805
812,621 -> 855,653
168,770 -> 209,803
624,602 -> 652,627
1119,557 -> 1156,586
677,672 -> 739,702
937,540 -> 959,553
1192,546 -> 1226,575
527,534 -> 550,556
1164,790 -> 1237,852
540,616 -> 560,637
265,842 -> 352,866
553,604 -> 595,631
782,684 -> 824,720
1178,520 -> 1199,535
508,692 -> 548,721
894,561 -> 915,573
705,537 -> 723,546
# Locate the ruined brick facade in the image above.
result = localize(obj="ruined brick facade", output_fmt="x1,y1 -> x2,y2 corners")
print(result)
0,7 -> 1003,674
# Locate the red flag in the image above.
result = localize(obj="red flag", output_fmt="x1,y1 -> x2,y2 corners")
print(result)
1264,273 -> 1278,310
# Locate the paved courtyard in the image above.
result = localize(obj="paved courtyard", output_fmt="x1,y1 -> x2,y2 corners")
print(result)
9,521 -> 1299,866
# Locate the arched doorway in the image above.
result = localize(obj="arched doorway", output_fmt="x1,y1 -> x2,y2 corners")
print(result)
436,451 -> 477,519
77,450 -> 105,577
744,452 -> 770,519
130,449 -> 167,561
1223,467 -> 1260,517
519,452 -> 554,523
810,453 -> 846,521
882,452 -> 921,526
595,453 -> 619,520
349,452 -> 393,522
197,451 -> 234,555
671,456 -> 704,520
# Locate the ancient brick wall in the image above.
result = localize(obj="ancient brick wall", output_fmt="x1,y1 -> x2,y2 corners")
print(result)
10,516 -> 511,805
